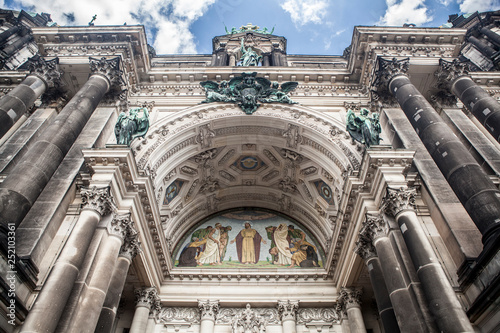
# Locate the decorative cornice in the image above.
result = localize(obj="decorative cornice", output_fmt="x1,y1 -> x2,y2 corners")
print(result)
80,186 -> 113,216
135,287 -> 161,310
382,187 -> 416,217
435,58 -> 470,90
27,56 -> 62,88
89,56 -> 123,90
277,300 -> 299,321
198,300 -> 219,321
338,287 -> 362,310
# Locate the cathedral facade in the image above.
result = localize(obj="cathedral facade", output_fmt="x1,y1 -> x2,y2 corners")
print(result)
1,9 -> 500,333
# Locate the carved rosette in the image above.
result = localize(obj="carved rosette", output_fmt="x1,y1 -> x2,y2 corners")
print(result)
89,56 -> 123,90
382,187 -> 416,217
135,287 -> 160,310
198,300 -> 219,321
359,213 -> 388,243
80,186 -> 113,216
338,288 -> 363,310
27,56 -> 62,88
277,300 -> 299,322
435,58 -> 470,90
119,231 -> 141,261
354,238 -> 377,261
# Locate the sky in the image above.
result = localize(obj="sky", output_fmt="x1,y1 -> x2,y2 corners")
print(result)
2,0 -> 499,56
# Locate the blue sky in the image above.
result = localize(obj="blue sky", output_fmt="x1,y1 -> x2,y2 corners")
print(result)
2,0 -> 499,55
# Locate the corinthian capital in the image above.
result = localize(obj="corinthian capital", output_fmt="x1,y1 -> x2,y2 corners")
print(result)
198,300 -> 219,320
120,231 -> 141,261
80,186 -> 113,216
338,287 -> 362,310
135,287 -> 160,310
359,213 -> 388,243
373,57 -> 410,91
89,56 -> 123,89
382,187 -> 416,217
27,56 -> 63,88
108,213 -> 134,240
277,300 -> 299,322
354,238 -> 377,261
435,58 -> 470,90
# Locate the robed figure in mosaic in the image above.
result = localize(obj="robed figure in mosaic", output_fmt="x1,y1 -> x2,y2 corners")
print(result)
230,222 -> 266,264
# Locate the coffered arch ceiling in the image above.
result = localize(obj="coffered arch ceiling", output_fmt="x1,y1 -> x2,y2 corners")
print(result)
132,103 -> 363,256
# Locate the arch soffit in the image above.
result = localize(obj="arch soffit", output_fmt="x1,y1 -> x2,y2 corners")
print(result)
131,103 -> 363,252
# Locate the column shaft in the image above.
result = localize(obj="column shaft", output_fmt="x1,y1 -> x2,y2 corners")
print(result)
468,36 -> 497,58
199,318 -> 215,333
373,236 -> 427,332
451,75 -> 500,142
68,234 -> 123,332
395,209 -> 473,332
0,74 -> 109,228
2,34 -> 32,56
365,257 -> 400,333
281,319 -> 296,333
146,315 -> 156,333
129,306 -> 151,333
0,75 -> 46,138
95,256 -> 132,333
346,306 -> 366,333
20,209 -> 102,333
389,74 -> 500,244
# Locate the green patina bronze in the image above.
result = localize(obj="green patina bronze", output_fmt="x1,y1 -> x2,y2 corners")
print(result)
201,72 -> 298,115
240,37 -> 262,67
224,23 -> 275,35
115,106 -> 150,146
346,108 -> 382,148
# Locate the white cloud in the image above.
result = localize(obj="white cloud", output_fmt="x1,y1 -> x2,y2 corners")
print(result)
280,0 -> 329,26
12,0 -> 216,54
378,0 -> 433,26
459,0 -> 499,13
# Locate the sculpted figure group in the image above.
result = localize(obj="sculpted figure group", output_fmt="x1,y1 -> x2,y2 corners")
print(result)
177,222 -> 319,268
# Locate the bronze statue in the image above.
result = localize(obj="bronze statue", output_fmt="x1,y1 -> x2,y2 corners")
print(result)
115,107 -> 150,146
346,108 -> 382,147
239,38 -> 262,66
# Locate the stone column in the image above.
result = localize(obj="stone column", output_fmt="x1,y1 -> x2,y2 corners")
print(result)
20,186 -> 113,333
354,240 -> 400,333
0,25 -> 20,44
145,311 -> 157,333
337,288 -> 366,333
130,287 -> 160,333
229,54 -> 236,67
0,56 -> 61,138
2,34 -> 33,57
359,213 -> 427,332
95,232 -> 141,333
198,300 -> 219,333
383,187 -> 474,332
437,58 -> 500,143
480,27 -> 500,47
375,57 -> 500,246
468,36 -> 497,58
278,300 -> 299,333
0,56 -> 121,231
69,214 -> 137,332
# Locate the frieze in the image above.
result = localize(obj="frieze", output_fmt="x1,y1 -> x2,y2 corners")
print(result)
300,166 -> 317,176
296,308 -> 340,324
184,179 -> 199,202
219,170 -> 235,182
218,149 -> 236,166
158,307 -> 200,324
262,170 -> 280,182
148,136 -> 197,178
263,149 -> 280,166
180,166 -> 198,176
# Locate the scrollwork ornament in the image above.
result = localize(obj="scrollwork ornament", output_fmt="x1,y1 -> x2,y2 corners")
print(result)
158,307 -> 201,324
277,300 -> 299,322
198,300 -> 219,320
382,187 -> 416,217
297,308 -> 340,324
80,186 -> 113,216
